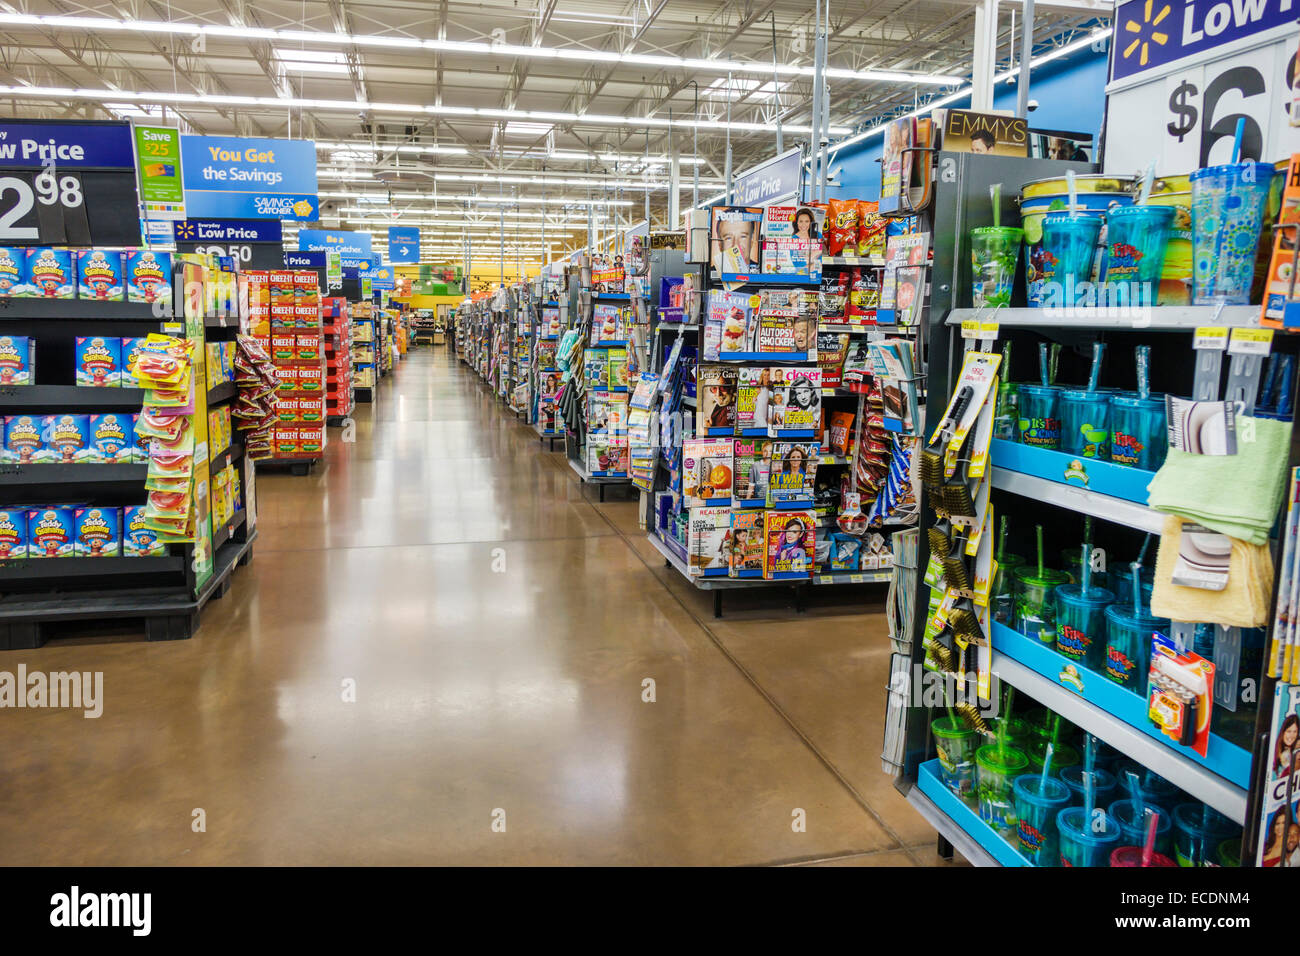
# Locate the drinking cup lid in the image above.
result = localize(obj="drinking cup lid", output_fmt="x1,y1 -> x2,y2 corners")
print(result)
1055,582 -> 1116,607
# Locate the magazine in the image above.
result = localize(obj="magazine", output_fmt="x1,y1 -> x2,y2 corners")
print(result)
766,441 -> 819,506
687,505 -> 733,577
587,391 -> 627,435
629,372 -> 659,410
762,239 -> 821,279
704,290 -> 756,360
764,508 -> 817,579
710,206 -> 764,277
732,437 -> 773,505
682,437 -> 734,507
870,339 -> 920,434
1258,682 -> 1300,866
607,348 -> 630,389
583,349 -> 609,391
762,206 -> 825,277
769,367 -> 822,435
592,303 -> 628,344
735,366 -> 771,434
537,339 -> 559,369
587,437 -> 629,475
879,232 -> 930,322
941,109 -> 1029,157
697,365 -> 738,436
880,117 -> 915,215
541,307 -> 562,336
729,509 -> 766,578
757,289 -> 816,356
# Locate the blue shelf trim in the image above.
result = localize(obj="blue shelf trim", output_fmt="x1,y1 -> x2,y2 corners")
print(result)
719,273 -> 820,286
991,621 -> 1253,788
917,760 -> 1029,867
991,439 -> 1155,504
714,350 -> 813,363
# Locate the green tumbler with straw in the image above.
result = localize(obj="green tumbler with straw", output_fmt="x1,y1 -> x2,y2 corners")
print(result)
932,716 -> 978,804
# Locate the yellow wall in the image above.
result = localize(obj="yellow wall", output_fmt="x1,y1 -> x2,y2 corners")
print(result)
394,293 -> 464,311
393,262 -> 539,291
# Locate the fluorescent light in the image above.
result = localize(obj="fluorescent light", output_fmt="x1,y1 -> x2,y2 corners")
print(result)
704,77 -> 786,100
502,121 -> 554,137
322,192 -> 634,207
274,48 -> 351,74
0,12 -> 962,86
316,141 -> 469,157
0,84 -> 846,135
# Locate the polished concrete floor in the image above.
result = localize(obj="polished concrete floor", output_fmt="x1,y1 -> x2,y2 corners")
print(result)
1,347 -> 946,866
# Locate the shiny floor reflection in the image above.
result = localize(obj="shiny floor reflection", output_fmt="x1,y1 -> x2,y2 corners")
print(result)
0,347 -> 938,865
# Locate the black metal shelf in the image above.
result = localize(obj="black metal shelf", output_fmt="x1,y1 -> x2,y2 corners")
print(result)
209,442 -> 244,475
211,508 -> 247,549
0,299 -> 169,321
206,380 -> 237,404
0,384 -> 146,408
0,554 -> 184,581
0,462 -> 147,485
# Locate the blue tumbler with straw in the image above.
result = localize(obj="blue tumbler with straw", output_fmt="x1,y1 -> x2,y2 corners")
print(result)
1190,162 -> 1273,304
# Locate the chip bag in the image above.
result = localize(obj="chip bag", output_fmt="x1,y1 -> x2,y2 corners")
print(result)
824,198 -> 859,256
856,201 -> 888,258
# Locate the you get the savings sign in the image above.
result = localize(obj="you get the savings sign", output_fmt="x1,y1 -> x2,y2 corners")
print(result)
181,135 -> 319,220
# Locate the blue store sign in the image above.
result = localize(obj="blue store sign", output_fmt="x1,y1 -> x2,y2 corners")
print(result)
181,135 -> 319,220
360,263 -> 395,290
174,218 -> 282,243
341,256 -> 373,271
299,228 -> 372,257
733,147 -> 802,207
1112,0 -> 1299,81
388,226 -> 420,263
0,119 -> 135,168
285,251 -> 327,269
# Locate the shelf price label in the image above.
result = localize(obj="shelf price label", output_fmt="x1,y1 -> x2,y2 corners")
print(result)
960,318 -> 999,341
1194,327 -> 1230,351
1229,327 -> 1274,356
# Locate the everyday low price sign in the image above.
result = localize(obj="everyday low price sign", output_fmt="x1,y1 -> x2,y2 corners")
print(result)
0,118 -> 142,246
181,135 -> 319,220
175,218 -> 284,269
1105,0 -> 1300,171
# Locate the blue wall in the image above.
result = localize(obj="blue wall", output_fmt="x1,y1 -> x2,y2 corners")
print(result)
823,45 -> 1109,202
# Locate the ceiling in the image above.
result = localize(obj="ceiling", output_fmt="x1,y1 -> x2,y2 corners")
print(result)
0,0 -> 1112,262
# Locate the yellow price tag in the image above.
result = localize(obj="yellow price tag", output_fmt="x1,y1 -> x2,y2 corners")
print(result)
1229,327 -> 1274,355
1194,327 -> 1229,350
960,319 -> 981,339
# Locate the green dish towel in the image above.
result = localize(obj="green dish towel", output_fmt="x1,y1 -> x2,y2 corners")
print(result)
1146,415 -> 1292,546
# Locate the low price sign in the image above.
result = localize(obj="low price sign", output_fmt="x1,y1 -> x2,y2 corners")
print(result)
1105,0 -> 1300,170
0,119 -> 142,246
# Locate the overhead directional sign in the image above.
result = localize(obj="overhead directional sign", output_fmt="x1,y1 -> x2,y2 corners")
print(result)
388,226 -> 420,263
181,135 -> 318,220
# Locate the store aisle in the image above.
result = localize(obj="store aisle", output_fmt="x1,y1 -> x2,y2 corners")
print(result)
1,348 -> 941,866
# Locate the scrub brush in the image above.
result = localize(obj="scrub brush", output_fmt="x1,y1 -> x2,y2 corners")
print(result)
941,481 -> 977,519
921,385 -> 974,489
954,701 -> 993,736
947,606 -> 982,640
942,553 -> 972,592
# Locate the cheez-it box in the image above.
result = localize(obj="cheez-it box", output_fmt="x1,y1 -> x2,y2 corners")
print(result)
276,398 -> 299,423
298,427 -> 325,455
276,366 -> 299,393
296,397 -> 324,423
271,334 -> 296,362
295,334 -> 321,361
296,365 -> 323,392
273,427 -> 300,455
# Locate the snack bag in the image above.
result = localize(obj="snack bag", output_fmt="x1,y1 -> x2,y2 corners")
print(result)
824,198 -> 859,256
856,201 -> 888,258
829,411 -> 856,457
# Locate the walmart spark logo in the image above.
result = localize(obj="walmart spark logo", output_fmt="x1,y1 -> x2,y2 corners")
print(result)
174,221 -> 196,240
1121,0 -> 1171,67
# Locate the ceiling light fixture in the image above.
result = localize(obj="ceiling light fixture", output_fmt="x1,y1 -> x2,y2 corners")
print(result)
0,13 -> 963,86
0,84 -> 847,136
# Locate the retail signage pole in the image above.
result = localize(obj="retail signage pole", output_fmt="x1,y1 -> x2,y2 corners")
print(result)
643,130 -> 651,227
499,206 -> 504,287
971,0 -> 997,111
819,21 -> 830,202
724,72 -> 733,204
669,151 -> 680,226
809,0 -> 823,201
1015,0 -> 1035,118
691,81 -> 700,211
771,12 -> 784,156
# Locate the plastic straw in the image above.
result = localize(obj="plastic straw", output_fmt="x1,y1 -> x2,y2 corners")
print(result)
996,514 -> 1008,566
1049,343 -> 1061,385
1087,341 -> 1106,392
1231,117 -> 1246,164
1136,344 -> 1151,401
1127,769 -> 1145,821
991,183 -> 1002,228
1135,534 -> 1152,568
1142,811 -> 1159,867
1131,563 -> 1142,617
1084,770 -> 1096,831
1038,341 -> 1050,387
1080,543 -> 1092,596
1137,160 -> 1156,206
1039,742 -> 1056,794
1036,524 -> 1045,580
1083,515 -> 1094,551
1066,168 -> 1078,214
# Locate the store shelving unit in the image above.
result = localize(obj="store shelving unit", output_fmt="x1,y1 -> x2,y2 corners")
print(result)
890,150 -> 1274,866
0,263 -> 255,647
351,300 -> 376,402
323,297 -> 354,424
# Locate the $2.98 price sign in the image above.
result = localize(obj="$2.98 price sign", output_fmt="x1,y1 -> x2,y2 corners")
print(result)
0,165 -> 140,247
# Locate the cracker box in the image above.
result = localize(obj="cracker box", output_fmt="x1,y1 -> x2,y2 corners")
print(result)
0,334 -> 34,385
130,413 -> 150,462
75,336 -> 122,386
276,366 -> 299,394
0,247 -> 24,296
0,507 -> 27,559
298,426 -> 325,456
271,333 -> 297,362
74,506 -> 121,557
121,336 -> 147,386
77,250 -> 125,301
125,250 -> 171,304
297,365 -> 324,393
294,271 -> 321,326
276,397 -> 299,423
27,506 -> 74,557
295,334 -> 321,361
297,396 -> 324,423
3,414 -> 42,463
269,270 -> 296,327
41,413 -> 90,462
122,504 -> 165,556
24,248 -> 74,298
88,412 -> 134,462
274,427 -> 301,456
